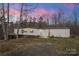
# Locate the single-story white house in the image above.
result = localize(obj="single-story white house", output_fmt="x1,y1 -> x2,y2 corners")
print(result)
13,28 -> 70,38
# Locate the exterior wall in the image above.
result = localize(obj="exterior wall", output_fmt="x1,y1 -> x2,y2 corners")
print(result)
50,29 -> 70,38
14,28 -> 70,38
14,28 -> 40,36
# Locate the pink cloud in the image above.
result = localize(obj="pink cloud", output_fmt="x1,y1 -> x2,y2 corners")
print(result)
9,9 -> 20,17
1,8 -> 57,18
9,9 -> 28,17
4,9 -> 28,18
0,9 -> 19,17
33,8 -> 57,17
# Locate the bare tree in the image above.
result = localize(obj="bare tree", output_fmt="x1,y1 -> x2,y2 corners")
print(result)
47,18 -> 50,37
16,3 -> 38,40
1,3 -> 7,40
73,11 -> 78,35
6,3 -> 9,40
52,14 -> 57,28
17,3 -> 24,40
73,12 -> 78,27
32,17 -> 36,28
57,9 -> 64,27
38,17 -> 43,28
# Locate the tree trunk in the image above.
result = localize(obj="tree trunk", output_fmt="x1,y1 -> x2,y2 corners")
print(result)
2,3 -> 7,40
47,18 -> 50,37
17,3 -> 23,40
6,3 -> 9,40
2,21 -> 7,40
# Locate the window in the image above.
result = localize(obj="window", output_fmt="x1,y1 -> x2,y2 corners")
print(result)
22,30 -> 27,33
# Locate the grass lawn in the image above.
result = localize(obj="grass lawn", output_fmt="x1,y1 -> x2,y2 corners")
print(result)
0,37 -> 79,56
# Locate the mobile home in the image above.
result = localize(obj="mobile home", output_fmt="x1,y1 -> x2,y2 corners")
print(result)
14,28 -> 70,38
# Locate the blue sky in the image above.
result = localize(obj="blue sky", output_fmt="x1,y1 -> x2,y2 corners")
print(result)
8,3 -> 79,17
1,3 -> 79,22
36,3 -> 79,14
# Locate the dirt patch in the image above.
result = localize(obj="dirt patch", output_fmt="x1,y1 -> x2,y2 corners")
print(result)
3,43 -> 58,56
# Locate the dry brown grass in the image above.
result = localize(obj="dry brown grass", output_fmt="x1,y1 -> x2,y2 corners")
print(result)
0,37 -> 79,56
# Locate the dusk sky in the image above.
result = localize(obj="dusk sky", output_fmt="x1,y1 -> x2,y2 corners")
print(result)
0,3 -> 79,22
7,3 -> 79,17
11,3 -> 79,16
